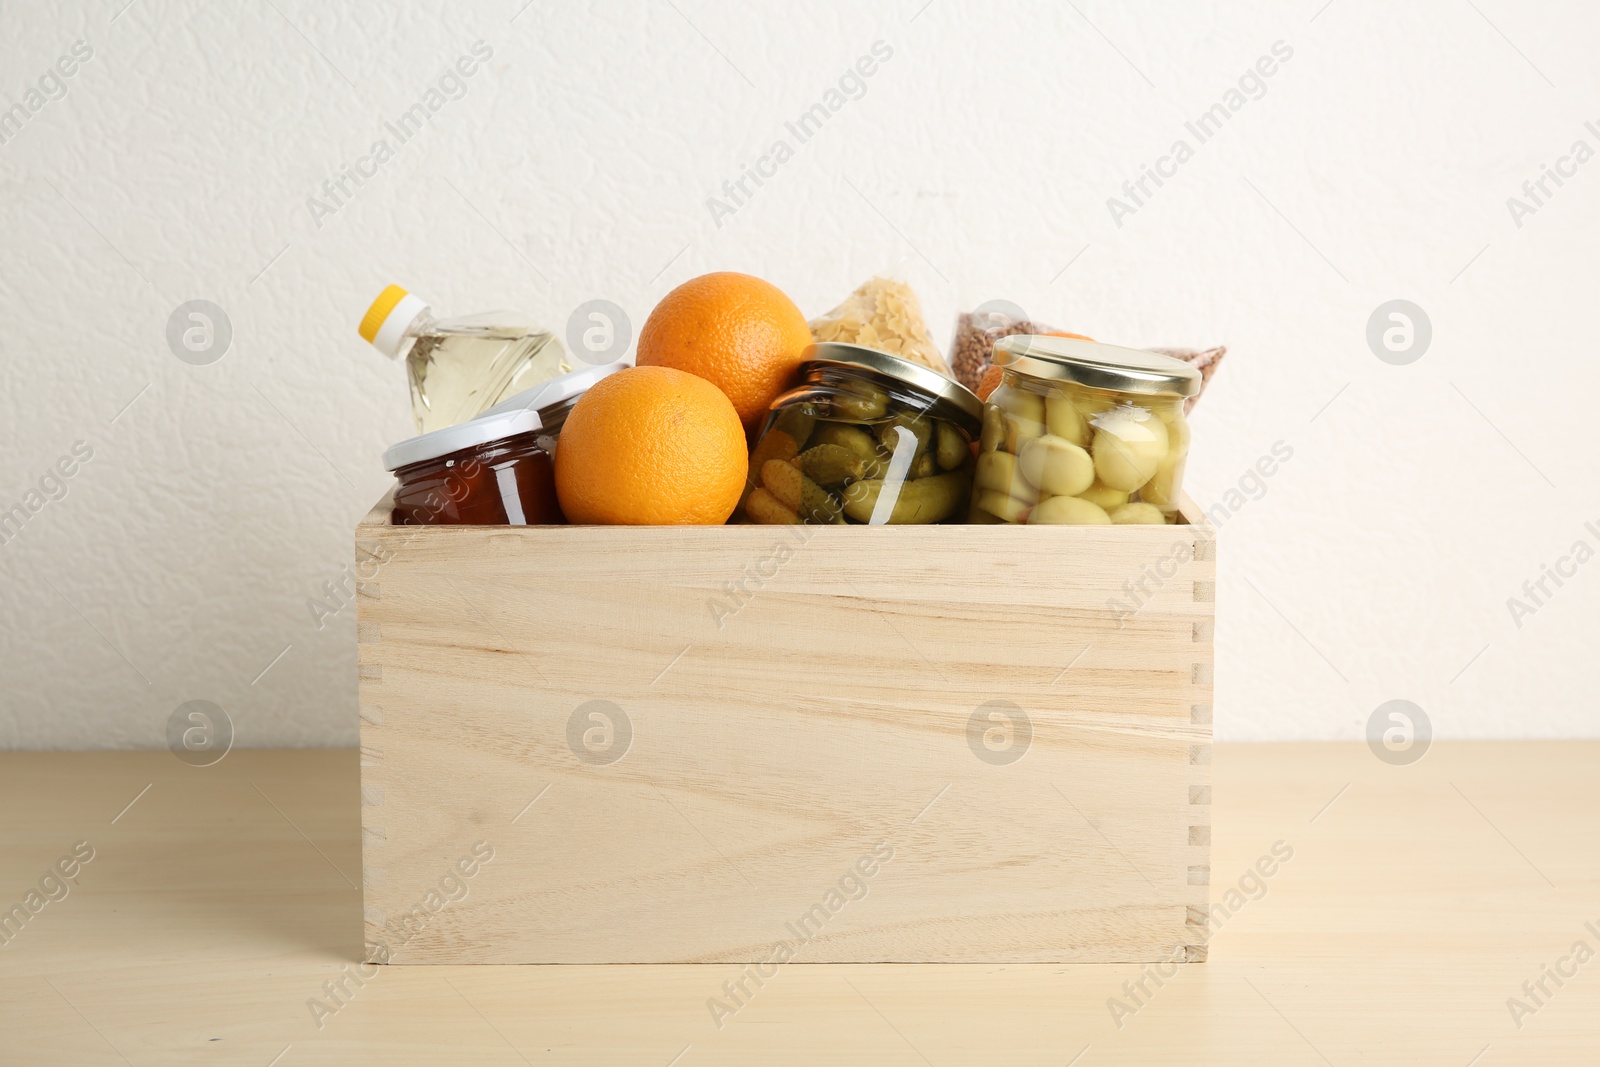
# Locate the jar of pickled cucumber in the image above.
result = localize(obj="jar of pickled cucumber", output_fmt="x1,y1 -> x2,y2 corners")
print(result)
972,336 -> 1200,525
741,343 -> 983,525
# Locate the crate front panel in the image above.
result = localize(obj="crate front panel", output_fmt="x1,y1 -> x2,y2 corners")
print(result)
357,517 -> 1213,963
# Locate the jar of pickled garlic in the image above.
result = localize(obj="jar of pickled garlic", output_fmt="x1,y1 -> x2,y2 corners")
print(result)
740,343 -> 982,525
972,336 -> 1200,525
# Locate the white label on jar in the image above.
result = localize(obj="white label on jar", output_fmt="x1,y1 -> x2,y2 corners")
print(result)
495,465 -> 526,525
868,425 -> 920,525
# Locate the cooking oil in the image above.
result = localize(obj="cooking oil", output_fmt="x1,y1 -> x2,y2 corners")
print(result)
360,285 -> 572,434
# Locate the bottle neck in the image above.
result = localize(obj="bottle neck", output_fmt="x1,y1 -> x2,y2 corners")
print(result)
401,309 -> 435,341
373,298 -> 432,359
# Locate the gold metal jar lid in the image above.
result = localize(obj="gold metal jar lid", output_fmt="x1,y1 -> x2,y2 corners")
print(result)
800,343 -> 983,430
992,335 -> 1201,398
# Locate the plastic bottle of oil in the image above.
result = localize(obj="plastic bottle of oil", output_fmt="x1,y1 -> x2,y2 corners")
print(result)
359,285 -> 573,434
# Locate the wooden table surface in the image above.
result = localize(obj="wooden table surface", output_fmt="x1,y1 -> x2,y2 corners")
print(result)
1,743 -> 1596,1065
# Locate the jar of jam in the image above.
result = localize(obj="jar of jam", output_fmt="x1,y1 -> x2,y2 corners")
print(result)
973,336 -> 1200,525
383,364 -> 620,526
741,343 -> 982,524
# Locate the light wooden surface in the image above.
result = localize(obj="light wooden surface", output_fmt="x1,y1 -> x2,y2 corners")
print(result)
3,744 -> 1598,1064
355,501 -> 1213,962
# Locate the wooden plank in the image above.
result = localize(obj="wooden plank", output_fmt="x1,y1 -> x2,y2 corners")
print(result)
3,744 -> 1598,1065
358,500 -> 1214,962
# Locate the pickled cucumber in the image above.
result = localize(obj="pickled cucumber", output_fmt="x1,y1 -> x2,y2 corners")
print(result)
935,421 -> 967,470
875,413 -> 933,457
761,459 -> 841,523
741,429 -> 799,510
980,405 -> 1006,453
750,388 -> 975,524
761,459 -> 805,510
770,407 -> 815,450
832,382 -> 889,421
748,429 -> 798,472
1030,495 -> 1112,525
811,422 -> 880,460
1018,435 -> 1095,497
843,470 -> 969,524
746,487 -> 800,524
797,443 -> 867,487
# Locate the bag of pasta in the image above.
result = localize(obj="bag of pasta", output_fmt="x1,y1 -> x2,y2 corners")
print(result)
809,276 -> 952,378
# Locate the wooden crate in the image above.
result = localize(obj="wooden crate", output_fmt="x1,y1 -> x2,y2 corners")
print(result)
355,497 -> 1215,964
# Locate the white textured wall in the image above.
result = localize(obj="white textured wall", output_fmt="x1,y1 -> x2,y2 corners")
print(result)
3,0 -> 1597,749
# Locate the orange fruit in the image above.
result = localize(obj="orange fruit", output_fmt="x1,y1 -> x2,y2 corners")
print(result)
554,365 -> 748,525
636,271 -> 813,428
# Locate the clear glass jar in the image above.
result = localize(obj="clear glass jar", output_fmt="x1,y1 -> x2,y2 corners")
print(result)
971,336 -> 1200,525
389,429 -> 562,526
383,364 -> 620,526
740,344 -> 982,525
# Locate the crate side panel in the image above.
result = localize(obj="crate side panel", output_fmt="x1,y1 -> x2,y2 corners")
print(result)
360,523 -> 1210,963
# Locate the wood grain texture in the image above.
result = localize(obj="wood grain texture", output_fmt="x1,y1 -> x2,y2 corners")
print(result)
356,499 -> 1215,963
4,745 -> 1599,1065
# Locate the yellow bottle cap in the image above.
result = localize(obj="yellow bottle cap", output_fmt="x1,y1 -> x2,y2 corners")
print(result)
359,285 -> 410,343
359,285 -> 430,358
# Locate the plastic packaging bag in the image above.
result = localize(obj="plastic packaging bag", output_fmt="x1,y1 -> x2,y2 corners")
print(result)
948,301 -> 1064,394
809,276 -> 952,377
1149,346 -> 1226,413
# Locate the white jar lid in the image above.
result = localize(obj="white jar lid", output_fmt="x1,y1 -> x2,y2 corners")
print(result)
382,407 -> 543,472
381,362 -> 627,472
478,361 -> 626,418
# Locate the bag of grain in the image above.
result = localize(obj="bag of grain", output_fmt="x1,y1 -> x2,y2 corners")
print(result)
948,301 -> 1066,394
